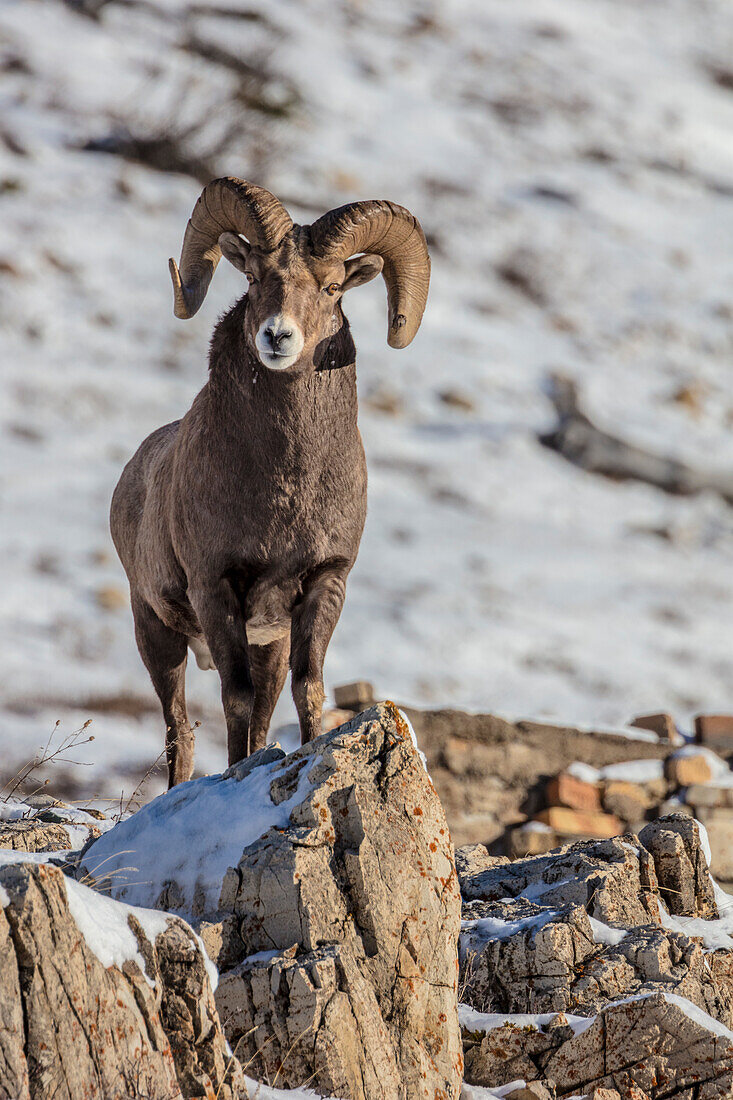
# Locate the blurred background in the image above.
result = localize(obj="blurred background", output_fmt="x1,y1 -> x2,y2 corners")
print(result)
2,0 -> 733,799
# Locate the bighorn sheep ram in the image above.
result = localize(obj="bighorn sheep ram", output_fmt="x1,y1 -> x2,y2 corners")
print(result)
111,178 -> 430,787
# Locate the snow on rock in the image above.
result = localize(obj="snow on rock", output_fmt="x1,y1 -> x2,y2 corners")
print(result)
0,856 -> 242,1100
78,743 -> 310,912
459,815 -> 733,1095
63,873 -> 170,986
566,756 -> 665,784
587,915 -> 627,946
459,1003 -> 594,1039
241,1077 -> 341,1100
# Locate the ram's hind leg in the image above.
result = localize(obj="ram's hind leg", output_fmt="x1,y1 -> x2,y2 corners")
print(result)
248,635 -> 290,754
132,596 -> 194,788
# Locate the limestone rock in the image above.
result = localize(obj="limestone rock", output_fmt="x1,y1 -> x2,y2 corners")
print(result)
630,712 -> 681,744
0,859 -> 240,1100
545,771 -> 601,812
463,995 -> 733,1096
460,898 -> 595,1015
191,913 -> 246,972
534,805 -> 623,838
457,834 -> 660,926
224,703 -> 462,1098
601,779 -> 654,824
544,993 -> 733,1096
0,817 -> 101,853
455,843 -> 499,879
217,944 -> 402,1098
638,814 -> 717,918
460,896 -> 731,1026
509,822 -> 558,858
665,753 -> 713,787
571,925 -> 732,1026
693,809 -> 733,881
83,701 -> 463,1100
462,1017 -> 561,1089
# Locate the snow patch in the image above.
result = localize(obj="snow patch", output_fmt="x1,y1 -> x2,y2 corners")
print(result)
461,909 -> 560,958
242,1075 -> 341,1099
398,707 -> 428,772
63,875 -> 170,987
588,916 -> 627,946
458,1002 -> 594,1038
78,752 -> 315,912
567,758 -> 664,784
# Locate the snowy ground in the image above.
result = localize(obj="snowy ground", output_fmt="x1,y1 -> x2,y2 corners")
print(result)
2,0 -> 733,799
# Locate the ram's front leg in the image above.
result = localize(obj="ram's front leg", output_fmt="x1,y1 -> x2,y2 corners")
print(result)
189,579 -> 254,764
291,564 -> 348,744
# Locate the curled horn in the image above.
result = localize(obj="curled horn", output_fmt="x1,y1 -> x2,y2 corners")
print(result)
310,200 -> 430,348
169,177 -> 293,319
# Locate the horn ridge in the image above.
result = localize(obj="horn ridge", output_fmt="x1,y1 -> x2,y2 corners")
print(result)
310,199 -> 430,347
169,178 -> 293,319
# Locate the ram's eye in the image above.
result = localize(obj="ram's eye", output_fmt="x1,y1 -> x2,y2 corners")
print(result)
245,272 -> 257,284
324,282 -> 341,295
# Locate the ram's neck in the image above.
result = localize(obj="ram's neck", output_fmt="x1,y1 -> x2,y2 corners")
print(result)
205,299 -> 360,444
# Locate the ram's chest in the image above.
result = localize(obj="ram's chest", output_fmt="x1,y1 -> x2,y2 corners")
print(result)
182,443 -> 366,567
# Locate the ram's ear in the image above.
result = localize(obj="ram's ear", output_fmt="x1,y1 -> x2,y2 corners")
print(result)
342,253 -> 384,292
218,232 -> 252,275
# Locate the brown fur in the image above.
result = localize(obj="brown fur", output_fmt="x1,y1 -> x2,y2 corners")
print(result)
111,233 -> 381,786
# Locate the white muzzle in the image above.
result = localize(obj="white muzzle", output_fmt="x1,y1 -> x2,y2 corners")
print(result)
255,314 -> 304,371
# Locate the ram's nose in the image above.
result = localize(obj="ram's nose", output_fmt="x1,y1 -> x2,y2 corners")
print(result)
265,325 -> 293,352
255,314 -> 305,368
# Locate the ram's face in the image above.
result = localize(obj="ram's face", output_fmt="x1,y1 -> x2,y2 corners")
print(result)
218,231 -> 383,373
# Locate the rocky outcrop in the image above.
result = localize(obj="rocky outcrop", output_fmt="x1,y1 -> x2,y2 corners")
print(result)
463,994 -> 733,1097
638,814 -> 718,918
458,835 -> 661,926
80,701 -> 464,1100
0,859 -> 241,1100
459,814 -> 733,1097
461,897 -> 731,1025
0,801 -> 105,854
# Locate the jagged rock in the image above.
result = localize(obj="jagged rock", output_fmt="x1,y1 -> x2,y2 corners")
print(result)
638,814 -> 717,918
191,913 -> 246,972
504,1083 -> 555,1100
460,815 -> 733,1098
217,944 -> 403,1097
80,702 -> 463,1100
457,834 -> 660,926
460,898 -> 596,1014
455,843 -> 502,879
544,993 -> 733,1097
221,704 -> 462,1098
462,1016 -> 562,1088
460,894 -> 731,1026
0,818 -> 101,853
0,859 -> 241,1100
463,995 -> 733,1096
571,925 -> 732,1026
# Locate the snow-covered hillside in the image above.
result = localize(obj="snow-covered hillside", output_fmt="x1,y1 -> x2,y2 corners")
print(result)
2,0 -> 733,796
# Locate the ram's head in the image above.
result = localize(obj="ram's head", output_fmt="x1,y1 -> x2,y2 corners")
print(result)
169,177 -> 430,372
